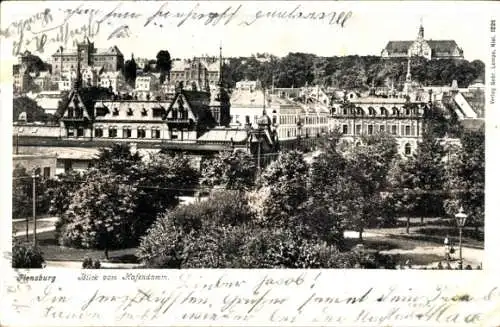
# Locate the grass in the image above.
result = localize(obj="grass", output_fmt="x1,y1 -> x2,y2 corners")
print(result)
14,230 -> 139,263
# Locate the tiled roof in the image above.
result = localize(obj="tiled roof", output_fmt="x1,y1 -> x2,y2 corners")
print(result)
36,97 -> 62,110
384,40 -> 462,55
95,46 -> 123,56
19,146 -> 99,160
197,129 -> 248,142
171,60 -> 190,71
427,40 -> 463,55
383,41 -> 413,54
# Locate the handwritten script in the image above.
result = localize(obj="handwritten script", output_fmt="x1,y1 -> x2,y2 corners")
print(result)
0,2 -> 353,56
2,270 -> 499,326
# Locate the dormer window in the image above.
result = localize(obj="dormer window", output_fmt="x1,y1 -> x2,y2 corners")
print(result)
153,108 -> 164,118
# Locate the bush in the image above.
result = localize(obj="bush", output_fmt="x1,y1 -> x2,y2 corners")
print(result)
82,257 -> 101,269
12,243 -> 45,268
137,191 -> 253,268
240,228 -> 357,268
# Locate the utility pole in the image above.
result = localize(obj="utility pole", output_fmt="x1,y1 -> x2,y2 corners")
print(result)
32,168 -> 38,245
16,128 -> 19,155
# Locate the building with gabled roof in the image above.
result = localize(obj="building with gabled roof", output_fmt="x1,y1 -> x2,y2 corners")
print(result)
381,23 -> 464,60
51,38 -> 124,79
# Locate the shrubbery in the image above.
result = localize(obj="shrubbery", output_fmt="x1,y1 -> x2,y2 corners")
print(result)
138,189 -> 361,269
12,243 -> 45,268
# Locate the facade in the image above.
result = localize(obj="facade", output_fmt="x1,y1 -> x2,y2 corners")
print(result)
381,23 -> 464,60
169,56 -> 221,91
330,90 -> 429,156
51,39 -> 124,78
57,71 -> 77,91
230,82 -> 329,143
13,64 -> 32,93
98,71 -> 127,94
135,73 -> 160,93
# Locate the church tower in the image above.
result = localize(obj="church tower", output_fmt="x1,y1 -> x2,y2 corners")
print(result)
210,44 -> 231,126
418,18 -> 424,40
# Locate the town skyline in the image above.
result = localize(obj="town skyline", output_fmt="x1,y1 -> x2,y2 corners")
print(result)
0,1 -> 491,63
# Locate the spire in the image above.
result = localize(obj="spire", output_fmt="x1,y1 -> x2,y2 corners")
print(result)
418,18 -> 424,39
73,49 -> 82,90
218,42 -> 223,86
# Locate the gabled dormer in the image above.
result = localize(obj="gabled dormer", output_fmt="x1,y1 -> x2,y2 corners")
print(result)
165,92 -> 195,123
61,89 -> 92,122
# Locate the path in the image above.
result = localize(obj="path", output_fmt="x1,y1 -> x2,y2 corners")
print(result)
343,230 -> 483,268
13,217 -> 58,237
45,260 -> 140,269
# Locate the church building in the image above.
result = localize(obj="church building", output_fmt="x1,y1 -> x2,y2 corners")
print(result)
381,22 -> 464,60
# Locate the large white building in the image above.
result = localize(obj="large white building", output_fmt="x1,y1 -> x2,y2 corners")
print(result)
381,23 -> 464,60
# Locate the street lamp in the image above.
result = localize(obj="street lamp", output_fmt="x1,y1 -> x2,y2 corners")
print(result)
455,206 -> 468,270
31,168 -> 40,246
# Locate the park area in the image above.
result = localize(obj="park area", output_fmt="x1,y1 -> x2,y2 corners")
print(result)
13,215 -> 483,269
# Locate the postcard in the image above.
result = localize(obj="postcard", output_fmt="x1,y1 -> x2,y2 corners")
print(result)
0,1 -> 499,326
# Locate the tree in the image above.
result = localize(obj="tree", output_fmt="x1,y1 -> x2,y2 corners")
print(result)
308,139 -> 363,244
59,170 -> 140,257
444,128 -> 485,233
344,133 -> 398,240
95,143 -> 142,173
12,165 -> 32,218
13,97 -> 49,122
260,150 -> 309,228
156,50 -> 172,84
200,150 -> 257,191
123,56 -> 137,88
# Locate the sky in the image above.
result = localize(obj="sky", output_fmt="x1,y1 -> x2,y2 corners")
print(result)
0,1 -> 495,63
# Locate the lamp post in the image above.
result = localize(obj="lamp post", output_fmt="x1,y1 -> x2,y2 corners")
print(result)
31,168 -> 40,245
455,206 -> 468,270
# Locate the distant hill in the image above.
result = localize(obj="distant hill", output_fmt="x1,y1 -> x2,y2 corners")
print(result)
221,54 -> 484,91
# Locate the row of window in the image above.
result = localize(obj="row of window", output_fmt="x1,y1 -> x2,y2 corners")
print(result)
94,107 -> 169,118
304,116 -> 328,125
94,127 -> 162,139
341,123 -> 418,136
333,106 -> 419,117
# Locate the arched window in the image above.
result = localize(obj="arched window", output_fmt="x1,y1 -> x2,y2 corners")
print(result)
356,141 -> 361,147
392,107 -> 399,116
356,107 -> 363,116
380,107 -> 388,116
405,143 -> 412,155
405,107 -> 411,115
368,107 -> 376,116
